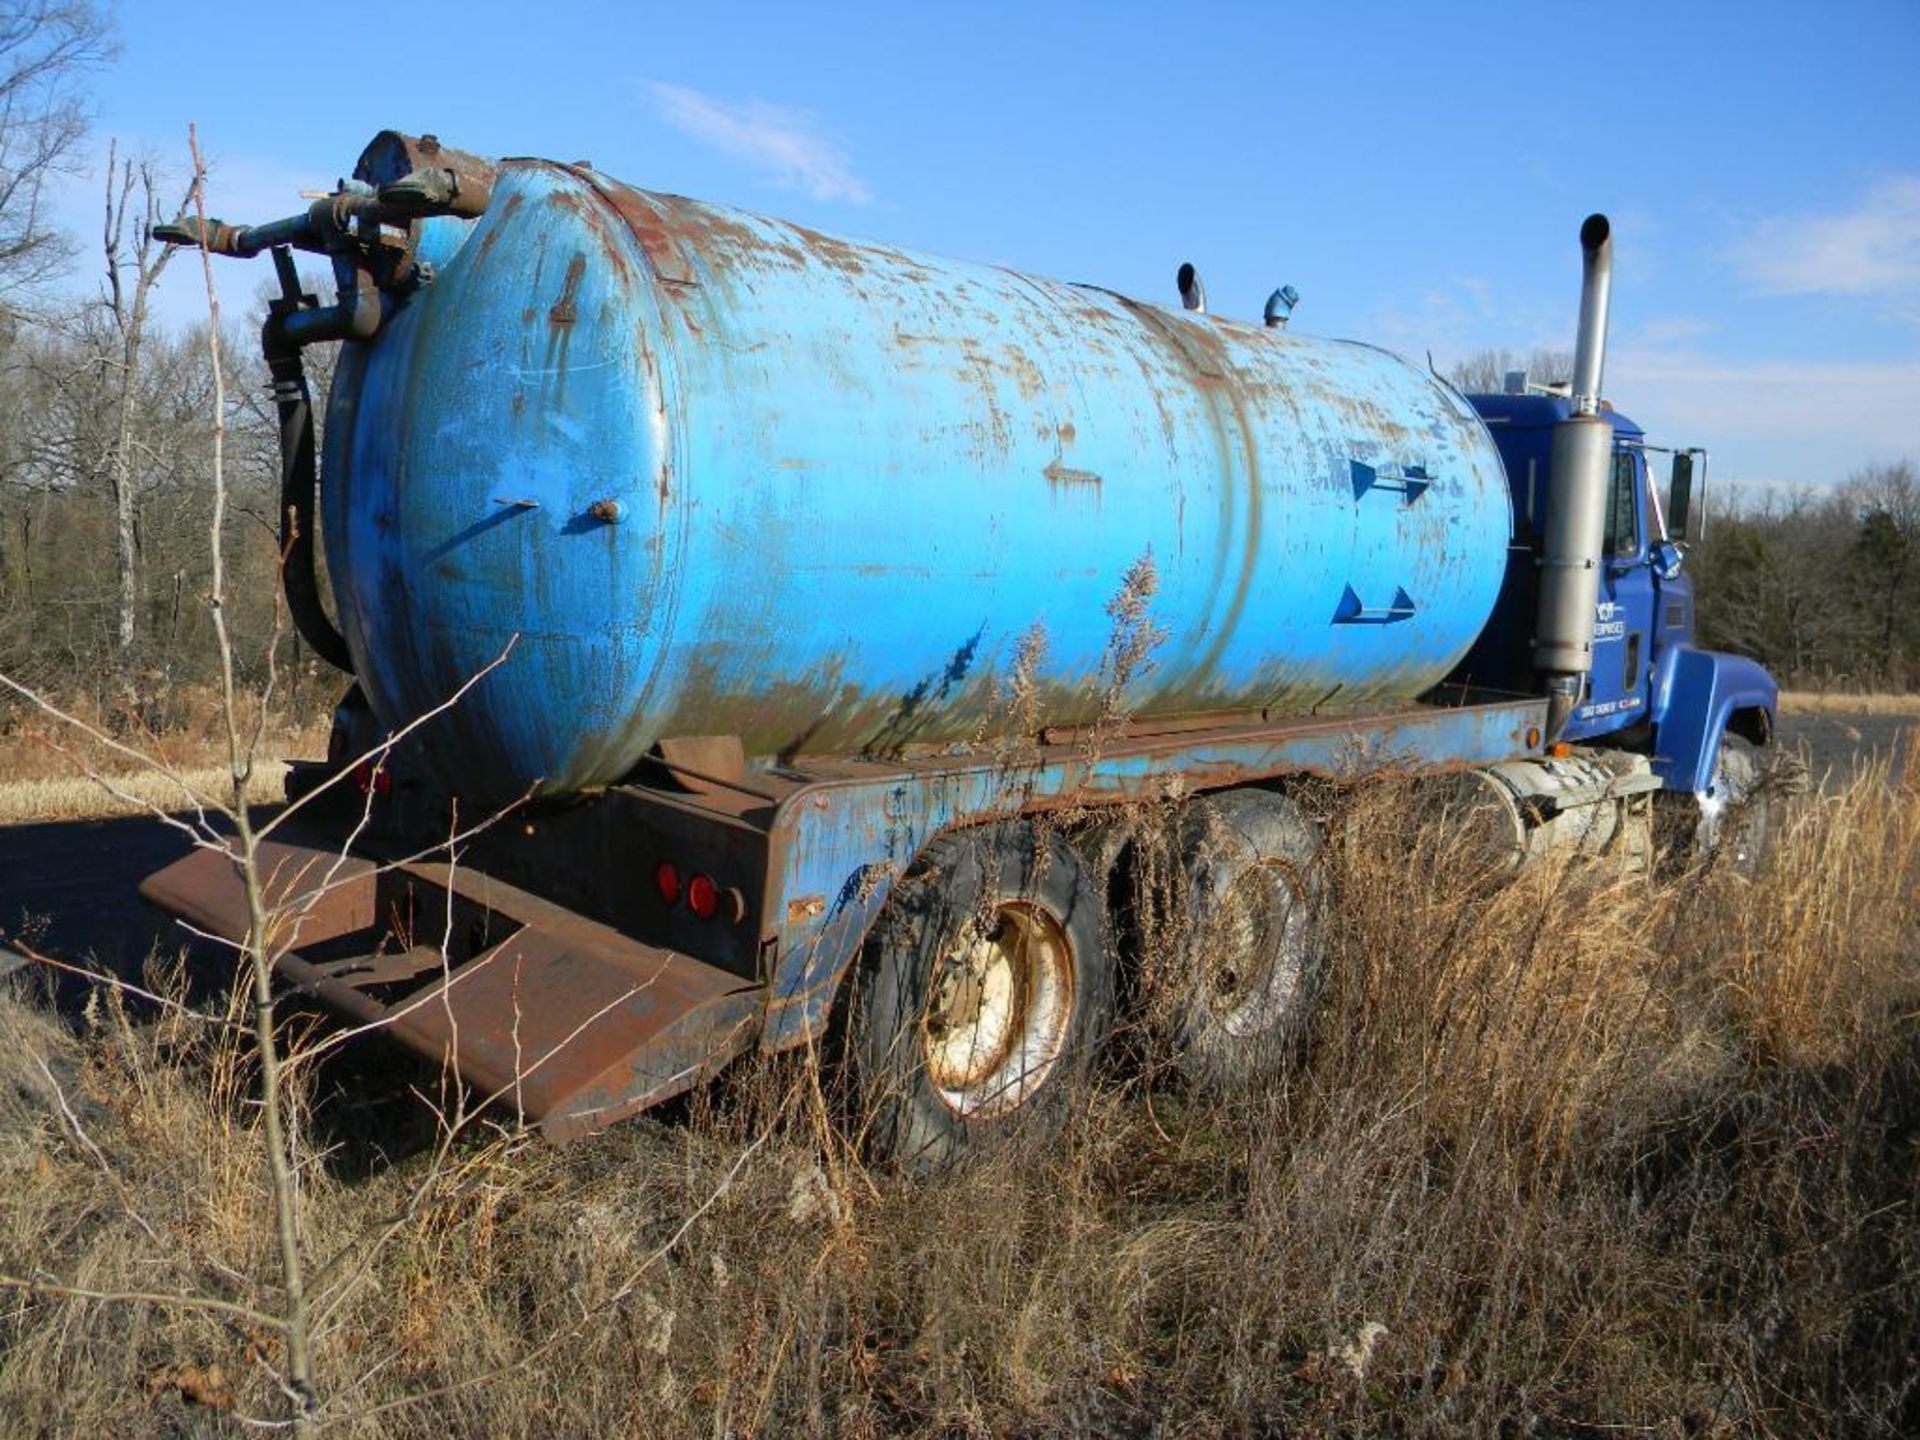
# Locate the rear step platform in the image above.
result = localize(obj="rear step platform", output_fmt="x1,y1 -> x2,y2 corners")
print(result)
140,838 -> 762,1140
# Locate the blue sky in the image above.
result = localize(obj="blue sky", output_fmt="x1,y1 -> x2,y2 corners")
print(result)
53,0 -> 1919,488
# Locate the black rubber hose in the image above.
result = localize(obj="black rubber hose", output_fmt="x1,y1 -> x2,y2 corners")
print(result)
266,331 -> 354,673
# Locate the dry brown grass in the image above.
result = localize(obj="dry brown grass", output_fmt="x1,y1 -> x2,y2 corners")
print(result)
1,757 -> 1916,1437
0,683 -> 324,819
1779,691 -> 1920,715
0,683 -> 325,785
0,763 -> 292,824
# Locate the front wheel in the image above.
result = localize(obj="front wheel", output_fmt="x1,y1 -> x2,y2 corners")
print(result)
1664,734 -> 1794,874
846,821 -> 1116,1170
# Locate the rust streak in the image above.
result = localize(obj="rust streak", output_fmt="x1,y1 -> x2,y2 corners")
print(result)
1043,459 -> 1102,489
549,253 -> 586,328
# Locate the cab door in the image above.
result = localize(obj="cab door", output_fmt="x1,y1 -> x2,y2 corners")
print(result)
1566,447 -> 1657,737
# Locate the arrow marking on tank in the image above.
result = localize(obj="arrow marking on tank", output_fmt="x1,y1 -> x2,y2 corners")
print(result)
1332,583 -> 1417,625
1349,459 -> 1432,504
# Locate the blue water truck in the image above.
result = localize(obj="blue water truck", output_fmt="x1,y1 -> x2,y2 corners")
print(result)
143,132 -> 1778,1163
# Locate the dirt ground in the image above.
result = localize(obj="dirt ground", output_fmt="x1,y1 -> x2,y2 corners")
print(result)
0,809 -> 199,983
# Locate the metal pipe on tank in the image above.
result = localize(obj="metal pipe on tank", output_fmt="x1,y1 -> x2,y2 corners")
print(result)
1177,262 -> 1206,313
1534,213 -> 1616,737
149,133 -> 501,683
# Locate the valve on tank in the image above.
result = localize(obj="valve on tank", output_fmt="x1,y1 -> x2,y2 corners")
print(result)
1264,285 -> 1300,328
147,131 -> 500,680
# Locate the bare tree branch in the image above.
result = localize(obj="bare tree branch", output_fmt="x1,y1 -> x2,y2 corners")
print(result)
0,3 -> 114,308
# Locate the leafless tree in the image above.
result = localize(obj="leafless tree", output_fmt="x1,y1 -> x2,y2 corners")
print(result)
100,141 -> 175,654
1841,460 -> 1918,678
1690,464 -> 1920,690
1449,346 -> 1575,395
0,2 -> 114,310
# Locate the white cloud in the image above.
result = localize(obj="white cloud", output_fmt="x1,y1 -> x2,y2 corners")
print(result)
1369,270 -> 1918,486
1366,276 -> 1565,371
1608,344 -> 1920,487
644,81 -> 872,205
1732,176 -> 1920,303
1631,314 -> 1716,348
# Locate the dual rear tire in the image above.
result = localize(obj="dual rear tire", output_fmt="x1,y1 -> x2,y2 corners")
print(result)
846,792 -> 1327,1167
1164,790 -> 1327,1086
846,822 -> 1113,1170
843,740 -> 1787,1167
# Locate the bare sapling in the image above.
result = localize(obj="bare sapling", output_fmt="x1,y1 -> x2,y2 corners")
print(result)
3,123 -> 796,1431
100,141 -> 176,661
175,119 -> 317,1433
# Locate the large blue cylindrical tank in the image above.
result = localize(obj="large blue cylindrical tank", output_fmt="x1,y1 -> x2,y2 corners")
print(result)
322,160 -> 1510,801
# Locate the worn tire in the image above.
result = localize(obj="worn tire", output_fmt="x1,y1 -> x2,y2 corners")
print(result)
1666,737 -> 1781,875
1165,789 -> 1326,1086
847,821 -> 1115,1170
1694,734 -> 1780,873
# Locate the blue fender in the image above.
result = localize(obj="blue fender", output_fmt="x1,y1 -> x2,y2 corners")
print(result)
1649,646 -> 1778,794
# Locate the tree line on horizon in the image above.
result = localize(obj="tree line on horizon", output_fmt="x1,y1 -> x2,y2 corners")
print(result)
1687,463 -> 1920,691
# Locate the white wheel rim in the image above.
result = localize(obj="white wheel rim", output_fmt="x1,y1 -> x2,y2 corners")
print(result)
922,901 -> 1076,1118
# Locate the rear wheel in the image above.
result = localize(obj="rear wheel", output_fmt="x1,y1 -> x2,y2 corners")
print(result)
1165,789 -> 1326,1085
848,821 -> 1115,1169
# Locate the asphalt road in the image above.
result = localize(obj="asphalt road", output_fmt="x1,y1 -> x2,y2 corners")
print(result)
1,711 -> 1913,984
1776,711 -> 1917,789
0,811 -> 205,984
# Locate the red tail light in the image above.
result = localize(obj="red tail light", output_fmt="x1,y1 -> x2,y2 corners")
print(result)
686,872 -> 719,920
654,861 -> 682,905
351,761 -> 391,796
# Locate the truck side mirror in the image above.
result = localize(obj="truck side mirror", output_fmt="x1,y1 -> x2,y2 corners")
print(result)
1668,451 -> 1701,543
1651,538 -> 1684,581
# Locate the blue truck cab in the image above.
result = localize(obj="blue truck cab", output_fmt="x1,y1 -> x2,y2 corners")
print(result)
1452,391 -> 1776,794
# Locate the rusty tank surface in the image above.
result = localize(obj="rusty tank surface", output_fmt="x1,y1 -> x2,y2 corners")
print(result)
320,155 -> 1511,801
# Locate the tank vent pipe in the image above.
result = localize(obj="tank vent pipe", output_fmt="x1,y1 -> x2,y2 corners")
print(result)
1177,263 -> 1206,314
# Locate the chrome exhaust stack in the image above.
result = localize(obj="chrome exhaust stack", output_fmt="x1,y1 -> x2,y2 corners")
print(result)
1567,214 -> 1613,414
1535,214 -> 1615,738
